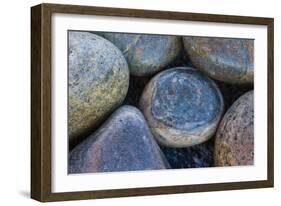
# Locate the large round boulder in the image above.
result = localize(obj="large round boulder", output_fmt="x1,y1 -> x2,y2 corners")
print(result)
101,33 -> 182,76
140,67 -> 224,148
214,90 -> 254,166
68,31 -> 129,144
183,36 -> 254,84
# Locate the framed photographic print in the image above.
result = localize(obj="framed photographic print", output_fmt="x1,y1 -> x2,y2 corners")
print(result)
31,3 -> 274,202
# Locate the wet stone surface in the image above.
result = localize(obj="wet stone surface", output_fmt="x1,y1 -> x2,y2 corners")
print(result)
183,36 -> 254,84
140,67 -> 224,148
152,69 -> 221,131
161,139 -> 214,168
67,32 -> 256,172
68,31 -> 129,146
69,106 -> 170,173
100,32 -> 182,76
214,91 -> 254,166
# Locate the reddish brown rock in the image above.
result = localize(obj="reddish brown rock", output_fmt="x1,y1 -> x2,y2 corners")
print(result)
183,36 -> 254,84
214,91 -> 254,166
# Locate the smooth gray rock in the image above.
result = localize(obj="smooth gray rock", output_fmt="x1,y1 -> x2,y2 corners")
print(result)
69,106 -> 170,173
183,36 -> 254,84
140,67 -> 224,148
100,32 -> 182,76
68,31 -> 129,144
214,91 -> 254,166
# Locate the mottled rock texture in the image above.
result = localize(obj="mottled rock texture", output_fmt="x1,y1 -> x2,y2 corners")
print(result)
100,32 -> 182,76
140,67 -> 224,148
183,36 -> 254,84
214,91 -> 254,166
68,31 -> 129,145
161,139 -> 214,168
69,106 -> 170,173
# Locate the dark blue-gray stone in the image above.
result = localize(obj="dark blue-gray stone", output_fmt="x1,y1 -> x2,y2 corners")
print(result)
152,69 -> 221,131
183,36 -> 254,84
140,67 -> 224,148
160,139 -> 214,168
99,32 -> 182,76
69,105 -> 170,173
68,31 -> 129,145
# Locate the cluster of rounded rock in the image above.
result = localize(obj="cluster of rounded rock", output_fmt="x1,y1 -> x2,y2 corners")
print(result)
68,31 -> 254,173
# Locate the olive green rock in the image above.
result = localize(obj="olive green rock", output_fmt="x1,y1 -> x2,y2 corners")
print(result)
68,31 -> 129,144
183,36 -> 254,84
100,33 -> 182,76
214,91 -> 254,166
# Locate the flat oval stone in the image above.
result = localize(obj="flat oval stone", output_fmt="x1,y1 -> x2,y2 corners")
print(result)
214,91 -> 254,166
101,33 -> 182,76
68,31 -> 129,145
140,67 -> 224,148
123,76 -> 151,106
183,36 -> 254,84
69,106 -> 170,173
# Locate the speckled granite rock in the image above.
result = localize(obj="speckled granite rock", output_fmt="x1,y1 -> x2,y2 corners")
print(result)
69,106 -> 170,173
140,67 -> 224,148
68,31 -> 129,144
101,33 -> 182,76
183,36 -> 254,84
160,139 -> 214,168
214,91 -> 254,166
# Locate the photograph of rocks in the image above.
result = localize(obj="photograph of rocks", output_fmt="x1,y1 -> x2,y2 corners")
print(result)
67,31 -> 254,174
